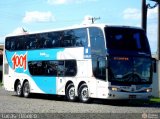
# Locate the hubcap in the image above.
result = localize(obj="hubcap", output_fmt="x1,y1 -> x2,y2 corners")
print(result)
17,84 -> 21,95
81,87 -> 88,101
24,84 -> 29,97
69,87 -> 75,100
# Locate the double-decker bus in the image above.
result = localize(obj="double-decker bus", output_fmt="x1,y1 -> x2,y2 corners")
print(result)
3,24 -> 153,102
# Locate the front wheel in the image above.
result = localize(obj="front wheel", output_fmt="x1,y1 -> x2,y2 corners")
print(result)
23,81 -> 30,98
78,84 -> 91,103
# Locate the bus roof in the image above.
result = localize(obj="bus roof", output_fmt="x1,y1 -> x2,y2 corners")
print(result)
5,24 -> 143,38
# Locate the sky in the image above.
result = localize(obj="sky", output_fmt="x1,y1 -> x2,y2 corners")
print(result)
0,0 -> 158,53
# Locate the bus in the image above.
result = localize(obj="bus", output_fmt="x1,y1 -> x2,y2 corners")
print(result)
3,24 -> 153,103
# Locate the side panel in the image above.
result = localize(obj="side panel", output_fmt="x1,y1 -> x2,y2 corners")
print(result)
4,47 -> 90,95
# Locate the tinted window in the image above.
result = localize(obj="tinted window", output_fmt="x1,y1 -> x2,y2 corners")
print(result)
5,28 -> 88,51
28,60 -> 77,77
108,57 -> 152,84
105,27 -> 150,52
89,27 -> 106,80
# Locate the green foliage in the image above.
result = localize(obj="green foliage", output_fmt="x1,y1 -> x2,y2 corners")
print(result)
150,98 -> 160,103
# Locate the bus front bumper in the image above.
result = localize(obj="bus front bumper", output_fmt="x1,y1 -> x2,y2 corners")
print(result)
107,91 -> 152,100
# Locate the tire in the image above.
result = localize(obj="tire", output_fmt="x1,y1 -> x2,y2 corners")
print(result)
78,84 -> 91,103
16,82 -> 23,97
23,81 -> 30,98
66,83 -> 76,101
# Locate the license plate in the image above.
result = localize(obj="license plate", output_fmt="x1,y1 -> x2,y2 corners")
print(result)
129,95 -> 136,99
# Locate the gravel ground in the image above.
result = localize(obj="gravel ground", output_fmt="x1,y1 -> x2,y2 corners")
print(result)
0,87 -> 160,119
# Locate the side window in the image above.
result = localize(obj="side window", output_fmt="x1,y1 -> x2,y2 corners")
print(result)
65,60 -> 77,76
28,61 -> 43,75
6,37 -> 18,51
5,38 -> 11,50
59,28 -> 88,47
28,61 -> 58,76
61,30 -> 74,47
92,58 -> 106,80
5,28 -> 88,51
28,60 -> 77,77
72,28 -> 88,47
51,32 -> 61,47
29,35 -> 36,49
89,27 -> 106,80
45,61 -> 58,76
11,39 -> 16,50
41,33 -> 53,48
6,36 -> 26,50
34,34 -> 43,49
89,27 -> 105,55
24,36 -> 30,50
57,61 -> 65,76
16,36 -> 25,50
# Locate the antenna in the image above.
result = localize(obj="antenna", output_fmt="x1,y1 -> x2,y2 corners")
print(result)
88,17 -> 100,24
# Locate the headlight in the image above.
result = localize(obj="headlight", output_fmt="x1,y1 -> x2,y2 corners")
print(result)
146,88 -> 152,92
109,87 -> 120,91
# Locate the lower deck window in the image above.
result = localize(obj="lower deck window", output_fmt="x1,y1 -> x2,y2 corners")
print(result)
28,60 -> 77,77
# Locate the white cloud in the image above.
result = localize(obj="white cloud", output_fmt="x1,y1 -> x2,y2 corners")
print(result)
48,0 -> 70,4
23,11 -> 55,23
123,7 -> 158,20
123,8 -> 141,20
47,0 -> 97,5
148,7 -> 158,19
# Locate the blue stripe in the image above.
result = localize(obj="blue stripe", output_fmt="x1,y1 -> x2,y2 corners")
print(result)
6,48 -> 64,94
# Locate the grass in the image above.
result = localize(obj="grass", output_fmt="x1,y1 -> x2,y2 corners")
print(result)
109,98 -> 160,106
130,98 -> 160,106
150,98 -> 160,103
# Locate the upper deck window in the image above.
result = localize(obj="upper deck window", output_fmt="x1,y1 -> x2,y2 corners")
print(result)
5,28 -> 88,51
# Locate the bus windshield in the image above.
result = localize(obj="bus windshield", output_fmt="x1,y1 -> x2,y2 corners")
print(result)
105,26 -> 152,84
105,27 -> 150,53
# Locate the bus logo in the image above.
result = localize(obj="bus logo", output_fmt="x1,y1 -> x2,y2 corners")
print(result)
11,52 -> 27,71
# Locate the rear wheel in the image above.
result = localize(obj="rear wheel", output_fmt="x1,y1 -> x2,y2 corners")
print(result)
23,81 -> 30,98
78,84 -> 91,103
66,83 -> 76,101
16,82 -> 22,97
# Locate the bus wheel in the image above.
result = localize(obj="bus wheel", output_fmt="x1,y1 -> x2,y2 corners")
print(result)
78,84 -> 90,103
16,82 -> 23,97
23,81 -> 30,98
66,83 -> 76,101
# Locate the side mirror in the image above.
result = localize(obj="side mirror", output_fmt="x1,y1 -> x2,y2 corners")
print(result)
152,58 -> 157,73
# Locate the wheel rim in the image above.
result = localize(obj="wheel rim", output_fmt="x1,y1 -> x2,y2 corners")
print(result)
23,83 -> 29,97
81,87 -> 89,101
17,84 -> 21,96
68,86 -> 75,100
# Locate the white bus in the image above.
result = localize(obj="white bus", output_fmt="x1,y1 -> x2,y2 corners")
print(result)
3,24 -> 153,102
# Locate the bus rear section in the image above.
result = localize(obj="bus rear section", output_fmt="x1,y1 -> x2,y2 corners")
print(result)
105,26 -> 152,99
